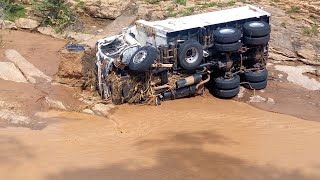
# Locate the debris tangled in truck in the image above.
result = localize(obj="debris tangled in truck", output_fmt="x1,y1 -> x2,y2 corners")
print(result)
95,5 -> 271,105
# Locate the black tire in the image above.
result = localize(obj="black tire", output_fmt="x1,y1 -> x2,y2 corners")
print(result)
214,75 -> 240,90
243,21 -> 271,37
215,42 -> 241,52
213,86 -> 240,98
243,35 -> 270,46
178,40 -> 204,70
214,27 -> 242,44
244,68 -> 268,82
243,79 -> 267,90
129,46 -> 157,72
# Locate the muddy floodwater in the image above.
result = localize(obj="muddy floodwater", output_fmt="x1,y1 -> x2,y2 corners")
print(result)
1,97 -> 320,180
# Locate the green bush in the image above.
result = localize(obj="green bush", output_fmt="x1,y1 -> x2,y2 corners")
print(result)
174,0 -> 187,6
302,25 -> 319,36
2,0 -> 26,21
33,0 -> 74,32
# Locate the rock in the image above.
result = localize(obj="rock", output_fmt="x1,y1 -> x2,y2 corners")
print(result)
83,14 -> 137,48
270,30 -> 297,58
249,95 -> 266,103
82,109 -> 95,115
5,49 -> 52,83
0,19 -> 17,30
275,65 -> 320,91
0,62 -> 28,83
267,98 -> 275,105
278,74 -> 284,79
84,0 -> 131,19
38,27 -> 94,42
264,6 -> 286,17
0,109 -> 31,125
296,43 -> 317,61
237,86 -> 246,98
92,103 -> 115,117
45,97 -> 67,110
15,18 -> 40,29
37,27 -> 65,39
269,52 -> 296,61
65,32 -> 95,42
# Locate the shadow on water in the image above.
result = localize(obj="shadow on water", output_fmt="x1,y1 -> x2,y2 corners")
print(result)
47,131 -> 319,180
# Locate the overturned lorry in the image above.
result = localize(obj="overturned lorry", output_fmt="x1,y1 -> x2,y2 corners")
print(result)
96,5 -> 271,105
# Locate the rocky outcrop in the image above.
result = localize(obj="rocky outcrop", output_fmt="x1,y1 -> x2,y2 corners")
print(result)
84,0 -> 131,19
0,19 -> 17,29
37,27 -> 94,42
0,62 -> 28,83
15,18 -> 40,29
265,5 -> 320,66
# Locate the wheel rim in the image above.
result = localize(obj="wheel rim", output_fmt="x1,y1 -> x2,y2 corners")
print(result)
185,47 -> 199,64
249,22 -> 265,28
133,50 -> 147,64
219,28 -> 235,34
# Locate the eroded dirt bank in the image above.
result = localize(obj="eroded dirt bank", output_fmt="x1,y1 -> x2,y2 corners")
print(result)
1,97 -> 320,180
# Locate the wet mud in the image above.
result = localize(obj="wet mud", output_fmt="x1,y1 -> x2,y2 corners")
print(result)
1,97 -> 320,180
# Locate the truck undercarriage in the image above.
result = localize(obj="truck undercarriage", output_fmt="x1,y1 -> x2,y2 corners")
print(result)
95,5 -> 271,105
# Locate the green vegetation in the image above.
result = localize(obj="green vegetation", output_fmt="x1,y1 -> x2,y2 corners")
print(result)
0,33 -> 3,47
74,0 -> 85,8
269,0 -> 279,6
302,25 -> 319,36
144,0 -> 160,4
174,0 -> 187,6
197,2 -> 217,9
181,7 -> 194,16
33,0 -> 74,32
286,6 -> 300,14
1,0 -> 26,21
166,7 -> 178,17
166,0 -> 236,18
197,1 -> 236,9
217,1 -> 236,7
165,6 -> 195,18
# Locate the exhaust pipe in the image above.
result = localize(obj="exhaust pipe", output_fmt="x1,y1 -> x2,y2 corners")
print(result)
163,85 -> 197,101
176,74 -> 202,89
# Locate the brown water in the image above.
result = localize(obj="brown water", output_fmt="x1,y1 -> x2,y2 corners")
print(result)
1,96 -> 320,180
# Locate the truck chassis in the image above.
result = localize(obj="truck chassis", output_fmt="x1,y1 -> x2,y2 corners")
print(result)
96,5 -> 271,105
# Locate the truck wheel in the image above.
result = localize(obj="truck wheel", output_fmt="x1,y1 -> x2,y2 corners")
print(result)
129,46 -> 157,72
243,68 -> 268,82
243,79 -> 268,90
213,86 -> 240,98
215,42 -> 241,52
214,27 -> 242,44
214,75 -> 240,90
178,40 -> 203,70
243,21 -> 271,37
243,34 -> 270,46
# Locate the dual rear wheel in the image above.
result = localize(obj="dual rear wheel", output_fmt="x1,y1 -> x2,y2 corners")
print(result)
212,68 -> 268,98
